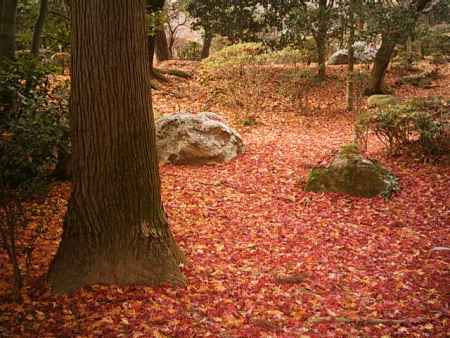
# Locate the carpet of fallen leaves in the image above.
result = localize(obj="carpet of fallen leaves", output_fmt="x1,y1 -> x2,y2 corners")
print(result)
1,62 -> 449,337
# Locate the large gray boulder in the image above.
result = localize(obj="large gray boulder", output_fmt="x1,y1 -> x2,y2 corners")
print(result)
328,42 -> 377,65
155,112 -> 244,164
305,145 -> 399,198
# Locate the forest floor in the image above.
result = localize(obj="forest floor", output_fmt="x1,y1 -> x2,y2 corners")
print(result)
1,61 -> 449,337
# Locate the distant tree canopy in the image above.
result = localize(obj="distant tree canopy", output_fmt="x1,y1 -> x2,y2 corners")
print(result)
186,0 -> 266,42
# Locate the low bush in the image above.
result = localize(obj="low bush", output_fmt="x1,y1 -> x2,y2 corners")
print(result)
202,42 -> 267,69
202,42 -> 316,70
259,46 -> 311,65
0,55 -> 70,189
0,55 -> 69,301
177,41 -> 202,60
358,97 -> 450,156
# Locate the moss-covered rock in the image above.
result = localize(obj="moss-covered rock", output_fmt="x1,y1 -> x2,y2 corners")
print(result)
367,95 -> 399,108
305,145 -> 399,198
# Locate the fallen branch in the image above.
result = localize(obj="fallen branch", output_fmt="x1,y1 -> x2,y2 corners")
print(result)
159,68 -> 193,79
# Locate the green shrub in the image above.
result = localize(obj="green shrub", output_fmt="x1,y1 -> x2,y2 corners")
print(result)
202,42 -> 267,69
210,35 -> 232,55
258,46 -> 311,64
418,28 -> 450,57
178,41 -> 202,60
430,52 -> 448,65
0,55 -> 70,189
358,97 -> 450,156
393,49 -> 422,70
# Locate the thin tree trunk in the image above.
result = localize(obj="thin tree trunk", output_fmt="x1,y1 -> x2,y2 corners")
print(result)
149,34 -> 156,71
365,35 -> 396,95
346,0 -> 355,112
47,0 -> 185,294
31,0 -> 48,56
315,34 -> 327,80
315,0 -> 328,80
201,32 -> 213,59
0,0 -> 18,59
155,26 -> 170,61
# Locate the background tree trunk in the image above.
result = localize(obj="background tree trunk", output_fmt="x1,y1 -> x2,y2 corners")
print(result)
155,26 -> 170,61
0,0 -> 18,59
201,32 -> 213,59
346,0 -> 355,111
315,34 -> 327,80
149,34 -> 156,70
314,0 -> 329,80
365,35 -> 396,95
47,0 -> 185,294
31,0 -> 48,56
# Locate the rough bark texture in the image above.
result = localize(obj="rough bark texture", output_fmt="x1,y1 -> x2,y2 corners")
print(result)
47,0 -> 185,294
365,35 -> 396,95
201,33 -> 213,59
155,26 -> 170,61
31,0 -> 48,56
0,0 -> 17,59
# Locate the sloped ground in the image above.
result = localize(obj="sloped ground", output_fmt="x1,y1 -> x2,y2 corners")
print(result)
1,62 -> 449,337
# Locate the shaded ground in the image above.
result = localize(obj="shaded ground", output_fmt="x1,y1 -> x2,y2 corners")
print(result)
1,62 -> 449,337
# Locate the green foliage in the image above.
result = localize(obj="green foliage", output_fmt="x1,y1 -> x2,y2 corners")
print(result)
393,49 -> 422,70
210,35 -> 233,55
397,69 -> 440,88
414,24 -> 450,59
202,43 -> 314,70
186,0 -> 265,42
201,42 -> 267,68
177,41 -> 202,60
0,55 -> 70,189
16,0 -> 71,51
258,46 -> 312,64
359,97 -> 450,156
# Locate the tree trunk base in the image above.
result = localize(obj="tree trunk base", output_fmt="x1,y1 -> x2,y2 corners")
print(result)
48,220 -> 186,294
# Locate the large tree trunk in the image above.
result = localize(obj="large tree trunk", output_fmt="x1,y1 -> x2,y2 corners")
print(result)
365,35 -> 397,95
31,0 -> 48,56
47,0 -> 185,294
0,0 -> 18,59
201,32 -> 213,59
155,26 -> 170,61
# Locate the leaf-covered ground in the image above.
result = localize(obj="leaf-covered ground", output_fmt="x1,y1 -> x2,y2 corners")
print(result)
1,62 -> 449,337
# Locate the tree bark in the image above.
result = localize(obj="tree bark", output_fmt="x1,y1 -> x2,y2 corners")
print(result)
155,26 -> 170,61
0,0 -> 17,59
149,34 -> 156,71
365,35 -> 397,95
201,32 -> 213,59
47,0 -> 185,294
346,0 -> 355,112
31,0 -> 48,56
315,0 -> 328,80
315,34 -> 327,80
